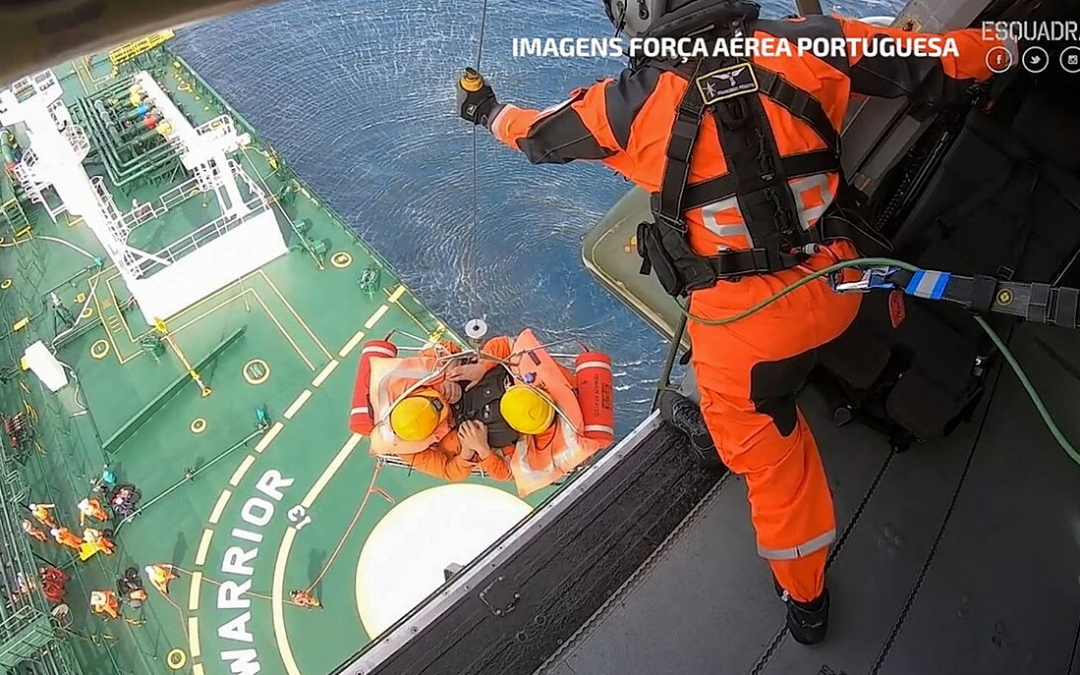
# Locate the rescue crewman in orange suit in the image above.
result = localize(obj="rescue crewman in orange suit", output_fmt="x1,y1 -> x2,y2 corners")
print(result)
145,564 -> 177,596
392,336 -> 565,482
21,519 -> 48,543
458,1 -> 1013,644
29,503 -> 56,529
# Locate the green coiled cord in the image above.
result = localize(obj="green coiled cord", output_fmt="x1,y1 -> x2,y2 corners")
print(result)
674,256 -> 1080,466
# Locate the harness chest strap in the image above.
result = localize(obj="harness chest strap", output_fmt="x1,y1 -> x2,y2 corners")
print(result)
647,51 -> 850,283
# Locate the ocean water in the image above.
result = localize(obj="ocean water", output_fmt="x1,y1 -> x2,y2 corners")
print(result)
173,0 -> 898,438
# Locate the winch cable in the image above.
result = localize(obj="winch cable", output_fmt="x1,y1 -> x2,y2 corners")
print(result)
665,255 -> 1080,467
464,0 -> 490,323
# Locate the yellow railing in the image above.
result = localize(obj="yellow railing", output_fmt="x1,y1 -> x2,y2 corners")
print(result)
107,29 -> 175,66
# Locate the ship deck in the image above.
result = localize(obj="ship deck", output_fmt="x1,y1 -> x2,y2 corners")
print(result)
0,44 -> 546,675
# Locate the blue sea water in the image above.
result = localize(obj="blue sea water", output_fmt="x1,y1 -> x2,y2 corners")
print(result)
173,0 -> 898,438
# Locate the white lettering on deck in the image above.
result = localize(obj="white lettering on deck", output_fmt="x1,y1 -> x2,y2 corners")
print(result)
287,504 -> 313,531
218,579 -> 252,610
222,649 -> 261,675
215,469 -> 295,673
218,611 -> 255,642
241,497 -> 273,527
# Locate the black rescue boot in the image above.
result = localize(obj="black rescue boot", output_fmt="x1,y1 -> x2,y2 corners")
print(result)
657,390 -> 725,472
772,576 -> 830,645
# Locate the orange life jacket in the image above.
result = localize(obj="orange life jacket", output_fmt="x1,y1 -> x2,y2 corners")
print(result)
364,329 -> 616,497
367,354 -> 452,456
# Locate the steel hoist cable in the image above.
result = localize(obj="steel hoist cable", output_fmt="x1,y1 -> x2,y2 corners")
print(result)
465,0 -> 490,321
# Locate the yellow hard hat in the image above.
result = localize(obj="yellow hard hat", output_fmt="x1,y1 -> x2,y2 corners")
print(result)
500,385 -> 555,435
390,394 -> 442,441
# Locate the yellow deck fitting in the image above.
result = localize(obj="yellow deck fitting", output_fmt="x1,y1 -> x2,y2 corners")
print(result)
108,30 -> 175,66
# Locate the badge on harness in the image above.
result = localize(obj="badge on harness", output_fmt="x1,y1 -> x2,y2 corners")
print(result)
695,63 -> 759,105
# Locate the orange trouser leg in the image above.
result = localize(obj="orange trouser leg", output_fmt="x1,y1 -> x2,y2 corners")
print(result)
687,247 -> 862,604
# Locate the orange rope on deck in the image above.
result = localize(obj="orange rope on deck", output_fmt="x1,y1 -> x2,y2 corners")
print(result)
171,566 -> 305,607
151,583 -> 189,641
305,461 -> 390,593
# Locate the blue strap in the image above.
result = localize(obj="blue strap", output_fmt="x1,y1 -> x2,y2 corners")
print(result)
905,270 -> 951,300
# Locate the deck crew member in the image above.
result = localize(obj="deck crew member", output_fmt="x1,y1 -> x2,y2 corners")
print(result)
21,519 -> 48,543
29,503 -> 57,529
51,527 -> 83,551
82,528 -> 115,556
77,497 -> 109,526
146,564 -> 178,596
457,0 -> 1012,643
290,589 -> 323,609
90,590 -> 120,620
388,336 -> 563,483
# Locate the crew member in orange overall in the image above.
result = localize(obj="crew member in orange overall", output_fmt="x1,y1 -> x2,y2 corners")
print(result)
145,564 -> 177,596
51,527 -> 82,551
77,497 -> 109,526
21,519 -> 48,543
390,336 -> 566,482
290,589 -> 322,609
458,0 -> 1013,644
29,503 -> 56,529
90,590 -> 120,620
82,528 -> 115,556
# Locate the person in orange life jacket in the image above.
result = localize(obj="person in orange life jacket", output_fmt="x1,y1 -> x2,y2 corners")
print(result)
457,0 -> 1014,646
393,336 -> 564,482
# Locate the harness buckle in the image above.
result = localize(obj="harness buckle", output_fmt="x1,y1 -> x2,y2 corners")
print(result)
831,267 -> 900,293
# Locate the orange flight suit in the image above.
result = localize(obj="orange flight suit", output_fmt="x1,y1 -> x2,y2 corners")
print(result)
482,17 -> 1009,601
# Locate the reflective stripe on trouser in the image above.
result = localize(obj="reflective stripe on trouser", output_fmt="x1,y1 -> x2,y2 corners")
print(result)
758,527 -> 836,560
687,244 -> 862,604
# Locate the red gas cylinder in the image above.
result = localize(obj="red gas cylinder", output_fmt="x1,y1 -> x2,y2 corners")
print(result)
574,351 -> 614,445
349,340 -> 397,435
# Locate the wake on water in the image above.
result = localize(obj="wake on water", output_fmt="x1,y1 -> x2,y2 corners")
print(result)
173,0 -> 898,438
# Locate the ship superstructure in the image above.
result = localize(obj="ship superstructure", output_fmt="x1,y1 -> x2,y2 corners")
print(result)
0,31 -> 543,675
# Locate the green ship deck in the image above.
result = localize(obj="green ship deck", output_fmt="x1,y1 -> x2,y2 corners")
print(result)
0,36 -> 547,675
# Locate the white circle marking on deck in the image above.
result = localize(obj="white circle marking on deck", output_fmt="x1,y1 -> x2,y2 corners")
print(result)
354,484 -> 531,638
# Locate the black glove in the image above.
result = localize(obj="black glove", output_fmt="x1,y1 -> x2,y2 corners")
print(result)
457,68 -> 498,127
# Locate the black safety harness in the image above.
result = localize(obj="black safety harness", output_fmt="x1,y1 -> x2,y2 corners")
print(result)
451,366 -> 520,448
635,6 -> 866,297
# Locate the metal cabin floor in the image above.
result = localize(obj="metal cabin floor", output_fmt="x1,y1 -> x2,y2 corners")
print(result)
538,323 -> 1080,675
